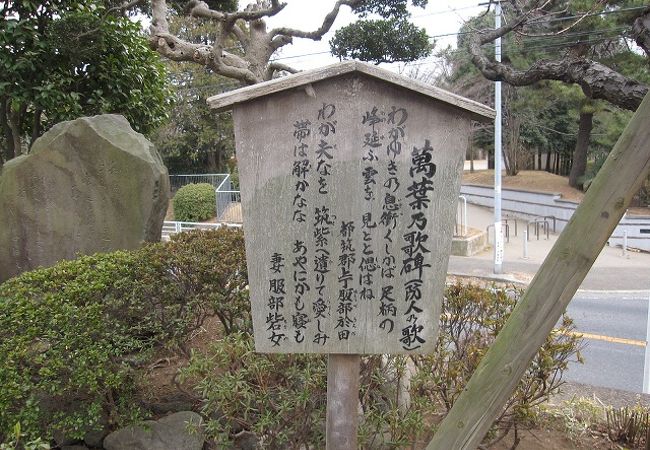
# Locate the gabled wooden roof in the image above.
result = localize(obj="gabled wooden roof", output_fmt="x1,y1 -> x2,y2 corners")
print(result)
206,60 -> 495,122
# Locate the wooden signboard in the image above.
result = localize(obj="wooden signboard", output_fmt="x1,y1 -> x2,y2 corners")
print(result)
208,62 -> 494,355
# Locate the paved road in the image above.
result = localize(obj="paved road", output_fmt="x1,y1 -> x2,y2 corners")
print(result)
564,292 -> 650,393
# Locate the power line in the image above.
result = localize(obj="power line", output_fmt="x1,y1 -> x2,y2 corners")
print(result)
521,26 -> 630,44
412,4 -> 481,19
228,4 -> 645,66
526,5 -> 649,25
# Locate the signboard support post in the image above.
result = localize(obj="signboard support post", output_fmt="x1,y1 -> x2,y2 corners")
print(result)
206,61 -> 495,449
326,354 -> 361,450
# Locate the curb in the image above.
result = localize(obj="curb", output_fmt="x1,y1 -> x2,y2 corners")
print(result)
447,271 -> 529,286
448,271 -> 650,295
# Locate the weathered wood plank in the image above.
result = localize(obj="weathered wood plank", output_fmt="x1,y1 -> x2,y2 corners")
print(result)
207,61 -> 495,122
326,354 -> 361,450
235,74 -> 469,354
427,93 -> 650,449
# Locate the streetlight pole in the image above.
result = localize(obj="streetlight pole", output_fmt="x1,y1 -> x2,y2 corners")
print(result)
493,0 -> 504,274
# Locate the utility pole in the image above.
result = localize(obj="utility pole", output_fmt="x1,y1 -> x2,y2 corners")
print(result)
493,0 -> 504,274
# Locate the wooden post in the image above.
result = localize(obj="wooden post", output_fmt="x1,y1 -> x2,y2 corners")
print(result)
427,93 -> 650,450
326,354 -> 361,450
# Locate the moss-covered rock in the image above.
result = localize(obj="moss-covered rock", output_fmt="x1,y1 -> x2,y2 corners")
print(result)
0,114 -> 169,281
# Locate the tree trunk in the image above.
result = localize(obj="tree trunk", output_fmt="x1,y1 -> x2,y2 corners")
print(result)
505,116 -> 520,176
206,150 -> 218,172
8,102 -> 25,156
0,97 -> 15,163
569,111 -> 594,189
469,136 -> 475,173
545,150 -> 551,172
503,148 -> 512,176
29,109 -> 43,150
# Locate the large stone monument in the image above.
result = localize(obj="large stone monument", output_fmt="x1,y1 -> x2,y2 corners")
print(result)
0,114 -> 170,282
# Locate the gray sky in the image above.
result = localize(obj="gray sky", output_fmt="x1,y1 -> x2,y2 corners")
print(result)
265,0 -> 486,74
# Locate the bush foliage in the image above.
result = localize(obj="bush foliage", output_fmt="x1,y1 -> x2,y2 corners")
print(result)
172,183 -> 216,222
183,283 -> 582,449
0,228 -> 247,442
0,225 -> 581,449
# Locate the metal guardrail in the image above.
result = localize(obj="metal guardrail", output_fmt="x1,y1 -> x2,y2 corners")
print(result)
455,195 -> 468,237
486,223 -> 511,244
486,217 -> 518,245
215,174 -> 242,223
526,215 -> 556,241
169,173 -> 229,192
161,220 -> 242,240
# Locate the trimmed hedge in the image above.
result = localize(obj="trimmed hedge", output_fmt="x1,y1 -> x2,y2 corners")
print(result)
0,228 -> 247,443
172,183 -> 216,222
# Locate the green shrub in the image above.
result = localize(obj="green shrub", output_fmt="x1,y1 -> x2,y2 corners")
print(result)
182,283 -> 582,449
0,228 -> 247,443
418,283 -> 583,446
173,183 -> 216,222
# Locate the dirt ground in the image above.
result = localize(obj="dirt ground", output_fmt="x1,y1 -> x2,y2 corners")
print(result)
463,169 -> 649,215
463,170 -> 585,202
157,175 -> 647,449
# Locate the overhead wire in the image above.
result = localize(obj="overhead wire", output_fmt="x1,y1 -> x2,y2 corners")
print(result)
181,2 -> 644,79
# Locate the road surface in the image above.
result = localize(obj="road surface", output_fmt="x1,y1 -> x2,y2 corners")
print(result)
564,291 -> 650,393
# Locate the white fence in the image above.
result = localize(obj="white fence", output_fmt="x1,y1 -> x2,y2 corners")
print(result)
216,174 -> 242,223
460,184 -> 577,231
162,220 -> 242,241
460,184 -> 650,251
169,173 -> 229,192
610,216 -> 650,252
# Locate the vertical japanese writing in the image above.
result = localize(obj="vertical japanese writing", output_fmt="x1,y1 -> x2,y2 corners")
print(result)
313,103 -> 337,346
316,103 -> 336,195
362,106 -> 383,162
292,240 -> 310,343
267,252 -> 287,346
379,106 -> 408,334
313,206 -> 334,345
336,220 -> 357,340
360,106 -> 382,304
292,119 -> 312,223
386,106 -> 408,159
254,91 -> 450,354
400,139 -> 436,350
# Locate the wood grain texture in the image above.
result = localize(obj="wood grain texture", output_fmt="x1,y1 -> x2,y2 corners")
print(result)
326,354 -> 361,450
208,61 -> 495,122
234,74 -> 470,354
427,93 -> 650,449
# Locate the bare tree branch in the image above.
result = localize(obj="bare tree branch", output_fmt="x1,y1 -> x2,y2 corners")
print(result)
270,0 -> 361,40
150,0 -> 170,34
476,0 -> 554,45
266,61 -> 299,79
188,0 -> 286,23
231,22 -> 250,51
212,20 -> 262,85
514,1 -> 604,38
108,0 -> 145,15
151,0 -> 263,85
466,1 -> 649,111
270,34 -> 292,51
